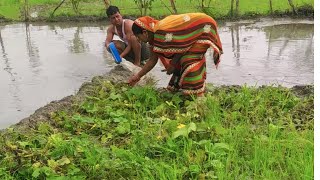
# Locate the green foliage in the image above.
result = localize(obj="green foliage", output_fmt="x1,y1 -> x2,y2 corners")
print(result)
0,82 -> 314,179
71,0 -> 81,15
0,0 -> 313,21
133,0 -> 156,16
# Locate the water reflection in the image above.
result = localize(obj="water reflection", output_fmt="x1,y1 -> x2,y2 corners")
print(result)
265,24 -> 313,72
68,27 -> 90,53
265,24 -> 313,39
230,24 -> 241,66
0,29 -> 15,80
25,23 -> 41,75
0,22 -> 108,128
204,19 -> 313,88
0,28 -> 22,116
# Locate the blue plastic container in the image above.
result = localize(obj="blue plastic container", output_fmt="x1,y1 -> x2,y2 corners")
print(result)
108,42 -> 122,64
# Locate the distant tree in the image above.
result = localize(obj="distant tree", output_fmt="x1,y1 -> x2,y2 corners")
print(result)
230,0 -> 234,16
235,0 -> 240,16
169,0 -> 178,14
71,0 -> 81,15
24,0 -> 29,21
190,0 -> 213,12
269,0 -> 273,14
230,0 -> 240,17
51,0 -> 67,17
288,0 -> 297,15
51,0 -> 82,17
133,0 -> 155,16
103,0 -> 110,8
159,0 -> 175,14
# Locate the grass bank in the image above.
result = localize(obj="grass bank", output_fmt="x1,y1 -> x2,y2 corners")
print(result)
0,73 -> 314,179
0,0 -> 314,22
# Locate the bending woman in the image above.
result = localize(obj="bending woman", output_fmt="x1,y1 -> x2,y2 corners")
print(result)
128,13 -> 223,96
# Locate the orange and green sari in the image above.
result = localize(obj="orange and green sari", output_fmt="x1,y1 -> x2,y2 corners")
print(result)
135,13 -> 223,95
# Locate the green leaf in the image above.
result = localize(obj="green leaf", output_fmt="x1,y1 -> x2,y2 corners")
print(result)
189,164 -> 201,173
57,157 -> 71,166
115,122 -> 130,134
32,169 -> 41,178
165,101 -> 176,108
68,167 -> 81,176
73,115 -> 94,123
213,143 -> 230,151
37,122 -> 52,134
109,92 -> 122,100
110,110 -> 125,118
113,117 -> 128,123
196,140 -> 211,146
173,122 -> 197,139
101,135 -> 108,143
18,141 -> 31,148
48,159 -> 57,169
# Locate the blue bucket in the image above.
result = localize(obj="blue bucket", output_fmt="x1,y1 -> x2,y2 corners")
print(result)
108,42 -> 122,64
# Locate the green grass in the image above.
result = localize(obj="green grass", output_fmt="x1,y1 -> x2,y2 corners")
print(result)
0,6 -> 20,20
0,0 -> 314,21
0,81 -> 314,179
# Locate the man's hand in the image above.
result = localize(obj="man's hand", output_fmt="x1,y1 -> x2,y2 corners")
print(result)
128,74 -> 141,86
134,63 -> 143,67
105,43 -> 110,51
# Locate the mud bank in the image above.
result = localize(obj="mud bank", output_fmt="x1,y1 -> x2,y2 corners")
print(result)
6,61 -> 313,133
10,63 -> 151,131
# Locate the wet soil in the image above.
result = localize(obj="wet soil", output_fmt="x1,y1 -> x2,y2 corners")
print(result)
11,63 -> 152,131
10,64 -> 313,132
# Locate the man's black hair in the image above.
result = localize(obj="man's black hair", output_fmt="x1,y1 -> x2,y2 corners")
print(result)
106,5 -> 120,17
132,23 -> 144,35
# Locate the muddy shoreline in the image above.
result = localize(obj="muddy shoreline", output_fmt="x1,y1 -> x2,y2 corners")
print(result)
8,64 -> 151,131
6,63 -> 313,132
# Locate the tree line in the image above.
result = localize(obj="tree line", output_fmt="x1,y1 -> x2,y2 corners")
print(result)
21,0 -> 307,21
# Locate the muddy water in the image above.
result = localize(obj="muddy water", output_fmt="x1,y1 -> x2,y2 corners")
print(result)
0,18 -> 314,128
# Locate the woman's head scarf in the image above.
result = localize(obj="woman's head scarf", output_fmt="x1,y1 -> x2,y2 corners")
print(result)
134,16 -> 159,32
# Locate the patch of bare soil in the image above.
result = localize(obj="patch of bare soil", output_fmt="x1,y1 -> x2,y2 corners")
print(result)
291,85 -> 314,98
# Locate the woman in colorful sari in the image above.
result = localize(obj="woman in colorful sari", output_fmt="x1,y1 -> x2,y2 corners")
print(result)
128,13 -> 223,96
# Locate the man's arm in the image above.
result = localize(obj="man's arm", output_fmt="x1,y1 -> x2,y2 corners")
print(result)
105,26 -> 114,49
121,20 -> 142,65
129,35 -> 141,66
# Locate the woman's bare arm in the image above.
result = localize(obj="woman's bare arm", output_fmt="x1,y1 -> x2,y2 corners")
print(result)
128,50 -> 158,86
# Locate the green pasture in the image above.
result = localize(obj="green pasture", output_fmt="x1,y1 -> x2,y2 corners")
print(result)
0,0 -> 314,21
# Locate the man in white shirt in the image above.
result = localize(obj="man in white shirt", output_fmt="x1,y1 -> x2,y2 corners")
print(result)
105,6 -> 149,66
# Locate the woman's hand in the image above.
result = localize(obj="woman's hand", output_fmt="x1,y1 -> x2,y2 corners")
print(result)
128,51 -> 159,86
166,65 -> 175,75
128,74 -> 141,86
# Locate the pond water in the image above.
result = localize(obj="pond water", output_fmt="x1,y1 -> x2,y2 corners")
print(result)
0,18 -> 314,128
